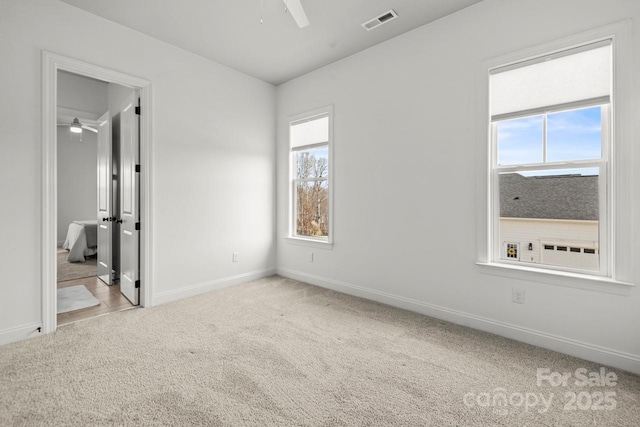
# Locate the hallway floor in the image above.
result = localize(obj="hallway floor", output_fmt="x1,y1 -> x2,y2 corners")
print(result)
57,277 -> 136,326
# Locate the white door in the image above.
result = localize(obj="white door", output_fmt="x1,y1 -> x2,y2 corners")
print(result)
119,93 -> 140,305
96,111 -> 112,285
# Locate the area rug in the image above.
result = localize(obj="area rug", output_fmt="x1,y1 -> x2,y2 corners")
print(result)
57,285 -> 100,314
57,250 -> 97,282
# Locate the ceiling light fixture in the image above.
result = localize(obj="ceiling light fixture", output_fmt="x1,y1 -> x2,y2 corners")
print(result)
70,118 -> 83,134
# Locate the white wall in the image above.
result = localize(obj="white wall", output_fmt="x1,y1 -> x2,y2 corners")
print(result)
107,82 -> 134,118
276,0 -> 640,373
57,127 -> 98,244
58,70 -> 108,115
0,0 -> 276,342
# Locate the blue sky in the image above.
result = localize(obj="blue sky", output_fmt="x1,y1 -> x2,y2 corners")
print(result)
497,106 -> 602,167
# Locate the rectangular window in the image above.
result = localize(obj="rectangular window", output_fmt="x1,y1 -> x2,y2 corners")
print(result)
289,108 -> 332,242
505,243 -> 519,260
490,40 -> 611,275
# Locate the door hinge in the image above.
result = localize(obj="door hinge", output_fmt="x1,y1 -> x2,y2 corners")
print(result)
135,222 -> 141,231
135,164 -> 141,173
135,106 -> 141,115
135,280 -> 140,289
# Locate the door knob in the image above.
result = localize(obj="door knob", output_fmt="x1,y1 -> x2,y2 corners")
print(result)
116,219 -> 123,224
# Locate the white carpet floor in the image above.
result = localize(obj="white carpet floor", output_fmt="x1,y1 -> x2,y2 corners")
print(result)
1,276 -> 638,426
57,250 -> 97,282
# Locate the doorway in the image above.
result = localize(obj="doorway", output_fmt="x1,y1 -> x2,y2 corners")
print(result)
42,52 -> 153,334
55,71 -> 138,325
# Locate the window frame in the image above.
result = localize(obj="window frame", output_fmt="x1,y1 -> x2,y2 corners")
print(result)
476,21 -> 635,294
287,105 -> 334,247
490,104 -> 610,277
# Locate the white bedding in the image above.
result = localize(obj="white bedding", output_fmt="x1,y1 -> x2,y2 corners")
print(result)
62,220 -> 98,262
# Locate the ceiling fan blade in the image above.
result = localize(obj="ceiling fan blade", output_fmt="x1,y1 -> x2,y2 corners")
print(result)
81,125 -> 98,133
283,0 -> 309,28
56,123 -> 98,133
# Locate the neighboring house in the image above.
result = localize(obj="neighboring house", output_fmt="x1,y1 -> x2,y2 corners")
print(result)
499,173 -> 599,271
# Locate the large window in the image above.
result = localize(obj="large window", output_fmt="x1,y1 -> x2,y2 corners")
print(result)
490,41 -> 611,275
289,108 -> 332,242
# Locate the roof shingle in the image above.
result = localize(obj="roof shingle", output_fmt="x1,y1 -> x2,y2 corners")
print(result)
500,173 -> 599,221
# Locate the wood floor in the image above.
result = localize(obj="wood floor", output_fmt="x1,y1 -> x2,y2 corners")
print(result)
57,277 -> 136,326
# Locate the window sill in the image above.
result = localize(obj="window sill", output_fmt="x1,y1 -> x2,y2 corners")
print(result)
285,237 -> 333,250
476,262 -> 634,296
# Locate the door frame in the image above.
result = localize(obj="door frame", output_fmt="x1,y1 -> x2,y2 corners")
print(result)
42,51 -> 153,333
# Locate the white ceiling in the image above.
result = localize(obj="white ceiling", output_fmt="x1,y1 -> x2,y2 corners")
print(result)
59,0 -> 483,85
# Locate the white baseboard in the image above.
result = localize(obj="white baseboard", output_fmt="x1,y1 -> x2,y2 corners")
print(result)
0,323 -> 43,347
277,267 -> 640,375
152,267 -> 276,306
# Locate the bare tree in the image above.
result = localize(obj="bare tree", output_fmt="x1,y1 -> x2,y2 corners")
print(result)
296,152 -> 329,237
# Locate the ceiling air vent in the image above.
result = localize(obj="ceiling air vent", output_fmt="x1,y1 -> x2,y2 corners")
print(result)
361,10 -> 398,31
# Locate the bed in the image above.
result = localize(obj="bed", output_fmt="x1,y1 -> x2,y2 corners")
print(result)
62,220 -> 98,262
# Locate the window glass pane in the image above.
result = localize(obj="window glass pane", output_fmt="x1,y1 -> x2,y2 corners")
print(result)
547,106 -> 602,162
290,116 -> 329,148
295,147 -> 328,180
295,180 -> 329,238
499,169 -> 599,271
497,115 -> 543,165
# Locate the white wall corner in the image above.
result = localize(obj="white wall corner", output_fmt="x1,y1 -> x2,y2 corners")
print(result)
152,268 -> 277,306
276,267 -> 640,375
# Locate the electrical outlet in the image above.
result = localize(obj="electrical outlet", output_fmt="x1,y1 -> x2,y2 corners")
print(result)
232,252 -> 239,262
308,252 -> 314,262
512,288 -> 525,304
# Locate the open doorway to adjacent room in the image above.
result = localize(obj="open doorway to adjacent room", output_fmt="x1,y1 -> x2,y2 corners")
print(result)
56,70 -> 138,325
43,53 -> 152,333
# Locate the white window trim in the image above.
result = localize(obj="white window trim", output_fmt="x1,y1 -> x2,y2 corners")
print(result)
287,105 -> 334,247
476,21 -> 635,293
